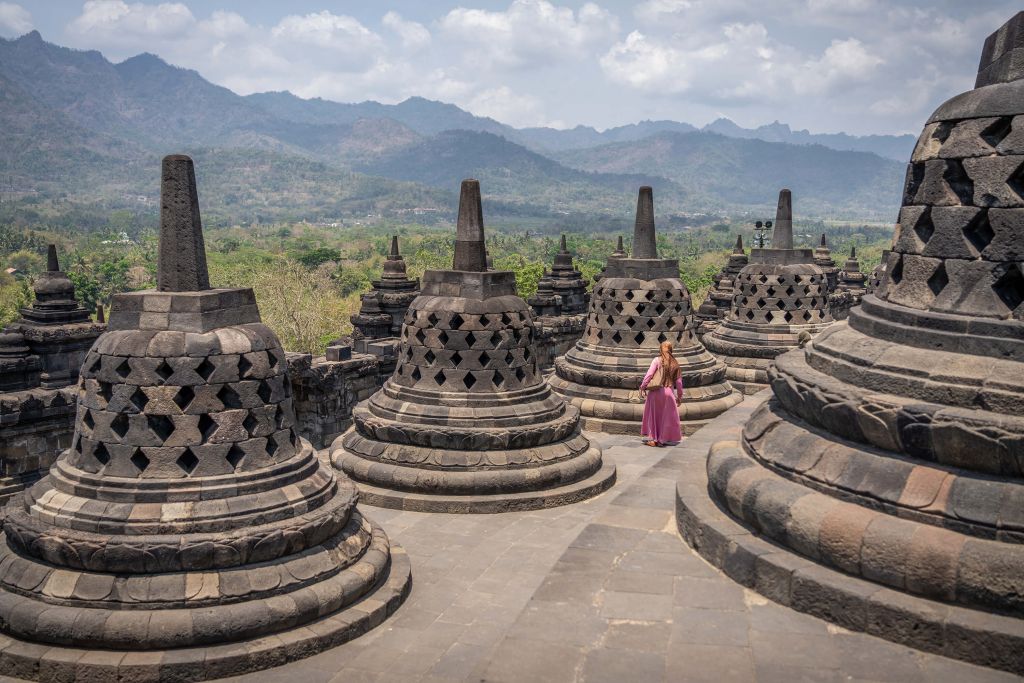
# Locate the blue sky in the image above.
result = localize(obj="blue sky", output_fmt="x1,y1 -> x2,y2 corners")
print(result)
3,1 -> 1018,135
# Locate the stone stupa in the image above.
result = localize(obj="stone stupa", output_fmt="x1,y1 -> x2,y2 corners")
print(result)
679,13 -> 1024,674
0,155 -> 410,680
866,248 -> 891,294
702,189 -> 834,393
7,244 -> 104,388
351,235 -> 420,341
695,235 -> 748,335
330,179 -> 615,512
593,236 -> 626,284
813,233 -> 839,291
549,187 -> 742,434
836,244 -> 867,295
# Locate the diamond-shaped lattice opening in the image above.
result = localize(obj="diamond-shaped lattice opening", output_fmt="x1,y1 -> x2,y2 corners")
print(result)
635,303 -> 646,315
478,314 -> 489,328
810,298 -> 818,308
625,290 -> 635,301
173,385 -> 194,412
666,318 -> 676,329
515,367 -> 526,382
198,414 -> 217,442
130,449 -> 150,473
633,332 -> 645,344
625,316 -> 636,328
981,116 -> 1013,149
758,274 -> 768,284
501,312 -> 512,326
226,445 -> 245,470
411,366 -> 422,382
605,315 -> 614,326
803,310 -> 813,322
115,358 -> 131,379
927,263 -> 949,296
756,298 -> 767,308
611,331 -> 622,343
196,358 -> 216,381
438,330 -> 449,345
427,312 -> 439,326
913,214 -> 935,245
85,355 -> 101,376
745,310 -> 755,321
766,286 -> 776,297
218,385 -> 243,409
238,355 -> 252,378
108,413 -> 129,440
490,331 -> 502,347
503,350 -> 514,365
793,275 -> 802,284
646,318 -> 656,329
993,264 -> 1024,313
268,351 -> 279,369
765,311 -> 775,322
450,313 -> 464,329
783,311 -> 794,323
776,299 -> 787,310
962,211 -> 995,255
94,442 -> 110,465
595,330 -> 604,340
480,352 -> 492,368
155,360 -> 173,383
493,370 -> 505,389
83,410 -> 95,431
266,435 -> 278,458
658,333 -> 667,343
465,331 -> 477,347
451,350 -> 463,366
176,448 -> 199,475
424,348 -> 436,365
890,256 -> 904,284
243,412 -> 259,436
433,369 -> 447,386
129,387 -> 149,412
785,286 -> 795,297
612,302 -> 623,314
257,380 -> 273,403
415,328 -> 426,344
463,373 -> 477,390
147,415 -> 174,442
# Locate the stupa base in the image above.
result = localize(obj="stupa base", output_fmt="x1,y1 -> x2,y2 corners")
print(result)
0,545 -> 411,682
338,456 -> 616,514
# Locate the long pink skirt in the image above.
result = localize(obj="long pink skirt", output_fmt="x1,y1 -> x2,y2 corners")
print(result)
641,387 -> 682,443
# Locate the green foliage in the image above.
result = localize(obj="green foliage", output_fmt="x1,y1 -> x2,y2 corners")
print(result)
295,247 -> 341,269
0,273 -> 32,326
4,249 -> 44,274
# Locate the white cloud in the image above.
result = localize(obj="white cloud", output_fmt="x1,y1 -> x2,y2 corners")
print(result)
67,0 -> 194,42
382,11 -> 430,51
0,2 -> 31,37
440,0 -> 619,69
465,86 -> 565,128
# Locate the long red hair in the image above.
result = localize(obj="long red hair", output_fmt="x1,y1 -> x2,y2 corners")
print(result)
659,341 -> 680,388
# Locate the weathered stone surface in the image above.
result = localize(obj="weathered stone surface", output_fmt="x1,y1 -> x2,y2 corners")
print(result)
0,154 -> 405,681
331,179 -> 615,512
696,235 -> 749,335
550,187 -> 741,433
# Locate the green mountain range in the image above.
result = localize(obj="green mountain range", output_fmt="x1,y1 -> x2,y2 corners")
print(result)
0,31 -> 908,223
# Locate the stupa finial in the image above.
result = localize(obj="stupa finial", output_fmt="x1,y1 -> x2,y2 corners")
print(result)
734,235 -> 743,253
771,189 -> 794,250
389,235 -> 400,259
157,154 -> 210,292
453,179 -> 487,272
632,186 -> 657,259
47,244 -> 59,272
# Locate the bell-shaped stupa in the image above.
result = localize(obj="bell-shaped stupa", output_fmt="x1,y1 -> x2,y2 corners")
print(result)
696,235 -> 749,335
836,244 -> 867,295
351,235 -> 420,341
0,155 -> 409,680
330,180 -> 615,512
813,233 -> 839,291
703,189 -> 834,393
679,13 -> 1024,674
549,187 -> 742,434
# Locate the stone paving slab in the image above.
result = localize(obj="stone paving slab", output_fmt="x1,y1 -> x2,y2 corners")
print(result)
1,418 -> 1018,683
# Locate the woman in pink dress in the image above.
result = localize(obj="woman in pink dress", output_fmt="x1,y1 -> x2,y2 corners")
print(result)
639,341 -> 683,447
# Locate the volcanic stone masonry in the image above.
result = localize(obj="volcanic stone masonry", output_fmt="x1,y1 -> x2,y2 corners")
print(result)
350,235 -> 421,384
529,234 -> 590,370
702,189 -> 834,394
695,235 -> 749,336
592,235 -> 626,284
866,248 -> 891,294
0,154 -> 409,681
330,179 -> 615,513
549,187 -> 742,434
0,245 -> 105,504
677,12 -> 1024,675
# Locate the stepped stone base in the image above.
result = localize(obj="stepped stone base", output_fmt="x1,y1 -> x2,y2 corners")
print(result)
673,394 -> 1024,676
0,544 -> 411,682
345,457 -> 617,513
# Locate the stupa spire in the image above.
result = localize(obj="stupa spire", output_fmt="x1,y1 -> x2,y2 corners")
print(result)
559,234 -> 568,253
771,189 -> 794,250
613,235 -> 626,257
820,233 -> 827,247
389,235 -> 400,259
157,154 -> 210,292
632,186 -> 657,259
453,179 -> 487,272
47,244 -> 59,272
734,235 -> 744,253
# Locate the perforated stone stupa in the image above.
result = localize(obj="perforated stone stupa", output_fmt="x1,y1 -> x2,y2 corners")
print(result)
330,179 -> 615,513
696,235 -> 748,335
351,235 -> 420,341
0,155 -> 409,680
813,233 -> 839,291
679,14 -> 1024,674
549,187 -> 741,434
836,245 -> 867,295
528,234 -> 589,317
703,189 -> 834,393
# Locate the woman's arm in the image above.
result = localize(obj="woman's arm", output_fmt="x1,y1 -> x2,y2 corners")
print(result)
675,373 -> 683,404
639,358 -> 659,391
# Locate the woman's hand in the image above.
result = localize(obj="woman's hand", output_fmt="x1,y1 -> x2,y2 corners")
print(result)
675,394 -> 682,406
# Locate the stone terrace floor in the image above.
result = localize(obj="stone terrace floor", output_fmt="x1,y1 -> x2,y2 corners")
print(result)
4,393 -> 1019,683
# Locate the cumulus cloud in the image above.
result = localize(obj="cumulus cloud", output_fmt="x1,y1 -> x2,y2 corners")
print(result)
382,11 -> 430,51
67,0 -> 194,42
0,2 -> 31,37
440,0 -> 619,69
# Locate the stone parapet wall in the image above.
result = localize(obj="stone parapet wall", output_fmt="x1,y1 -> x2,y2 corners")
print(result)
0,385 -> 77,504
532,313 -> 586,370
286,351 -> 380,449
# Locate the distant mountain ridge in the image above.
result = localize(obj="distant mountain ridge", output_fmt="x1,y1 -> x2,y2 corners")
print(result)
0,30 -> 906,220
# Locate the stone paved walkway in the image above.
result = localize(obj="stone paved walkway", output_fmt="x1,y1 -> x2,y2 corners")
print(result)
3,396 -> 1019,683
